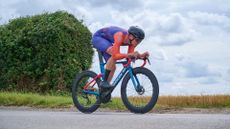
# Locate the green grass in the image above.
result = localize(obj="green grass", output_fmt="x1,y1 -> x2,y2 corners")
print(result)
0,92 -> 72,108
100,97 -> 126,110
0,92 -> 230,110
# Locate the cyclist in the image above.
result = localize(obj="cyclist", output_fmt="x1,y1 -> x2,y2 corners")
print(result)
92,26 -> 149,94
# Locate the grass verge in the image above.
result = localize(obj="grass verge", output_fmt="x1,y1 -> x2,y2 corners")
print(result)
0,92 -> 230,110
0,92 -> 72,108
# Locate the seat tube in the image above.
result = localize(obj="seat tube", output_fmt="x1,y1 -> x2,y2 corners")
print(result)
97,50 -> 105,76
97,50 -> 104,64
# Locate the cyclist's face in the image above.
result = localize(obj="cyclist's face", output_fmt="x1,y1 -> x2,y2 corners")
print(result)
134,38 -> 142,44
129,34 -> 141,46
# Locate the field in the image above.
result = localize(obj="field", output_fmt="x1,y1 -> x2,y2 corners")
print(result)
0,92 -> 230,110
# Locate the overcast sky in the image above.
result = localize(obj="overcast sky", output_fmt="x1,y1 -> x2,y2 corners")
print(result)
1,0 -> 230,96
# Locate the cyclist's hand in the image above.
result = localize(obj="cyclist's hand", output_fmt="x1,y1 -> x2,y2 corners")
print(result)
127,51 -> 140,59
143,52 -> 150,58
127,54 -> 136,59
140,52 -> 149,59
133,51 -> 140,57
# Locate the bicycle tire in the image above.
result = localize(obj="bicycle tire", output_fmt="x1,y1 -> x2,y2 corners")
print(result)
121,67 -> 159,113
72,70 -> 101,113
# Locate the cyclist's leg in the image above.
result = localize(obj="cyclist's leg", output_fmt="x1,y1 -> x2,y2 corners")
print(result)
105,56 -> 116,82
92,36 -> 112,53
92,36 -> 115,83
92,36 -> 114,102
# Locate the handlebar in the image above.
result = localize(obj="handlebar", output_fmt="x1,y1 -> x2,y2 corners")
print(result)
123,58 -> 150,68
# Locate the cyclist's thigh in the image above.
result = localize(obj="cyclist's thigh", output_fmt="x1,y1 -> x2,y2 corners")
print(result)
102,52 -> 111,62
92,36 -> 112,52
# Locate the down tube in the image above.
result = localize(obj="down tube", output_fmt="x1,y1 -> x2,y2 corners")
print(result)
112,68 -> 128,87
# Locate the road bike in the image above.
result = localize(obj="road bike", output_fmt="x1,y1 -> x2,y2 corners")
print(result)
72,50 -> 159,113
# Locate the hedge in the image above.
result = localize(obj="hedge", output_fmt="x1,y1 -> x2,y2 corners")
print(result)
0,11 -> 93,93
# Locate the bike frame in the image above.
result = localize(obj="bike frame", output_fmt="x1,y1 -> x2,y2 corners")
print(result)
101,60 -> 140,88
82,50 -> 146,96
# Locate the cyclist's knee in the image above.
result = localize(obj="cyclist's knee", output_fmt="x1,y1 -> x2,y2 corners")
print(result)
112,66 -> 116,71
106,46 -> 113,55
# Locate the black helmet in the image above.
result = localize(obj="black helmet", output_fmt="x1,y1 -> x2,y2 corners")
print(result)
128,26 -> 145,40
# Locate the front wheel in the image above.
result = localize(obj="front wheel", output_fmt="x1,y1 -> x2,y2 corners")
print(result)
121,67 -> 159,113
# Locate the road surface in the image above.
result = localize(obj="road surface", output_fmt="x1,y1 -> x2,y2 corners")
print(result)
0,109 -> 230,129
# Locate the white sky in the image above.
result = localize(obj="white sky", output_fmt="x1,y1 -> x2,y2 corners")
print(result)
1,0 -> 230,96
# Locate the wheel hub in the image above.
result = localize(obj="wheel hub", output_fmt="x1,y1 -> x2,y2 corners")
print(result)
137,86 -> 145,95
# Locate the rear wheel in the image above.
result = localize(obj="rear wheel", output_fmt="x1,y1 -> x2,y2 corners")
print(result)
121,67 -> 159,113
72,71 -> 101,113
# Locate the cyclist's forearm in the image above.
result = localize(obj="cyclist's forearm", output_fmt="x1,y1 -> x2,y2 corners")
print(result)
112,53 -> 127,60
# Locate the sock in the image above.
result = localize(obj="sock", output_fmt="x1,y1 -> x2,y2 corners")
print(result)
104,69 -> 111,81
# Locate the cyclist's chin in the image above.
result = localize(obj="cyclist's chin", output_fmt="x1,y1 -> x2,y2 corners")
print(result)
132,42 -> 138,47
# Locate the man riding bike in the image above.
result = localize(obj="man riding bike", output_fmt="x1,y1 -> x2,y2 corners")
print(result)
92,26 -> 149,98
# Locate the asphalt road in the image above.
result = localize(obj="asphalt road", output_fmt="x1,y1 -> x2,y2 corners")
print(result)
0,110 -> 230,129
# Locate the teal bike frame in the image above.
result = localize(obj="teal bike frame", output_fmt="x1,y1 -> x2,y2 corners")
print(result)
82,50 -> 147,96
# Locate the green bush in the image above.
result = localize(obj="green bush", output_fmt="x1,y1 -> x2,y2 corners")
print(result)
0,11 -> 93,93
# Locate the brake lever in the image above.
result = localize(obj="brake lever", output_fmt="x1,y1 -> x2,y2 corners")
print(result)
146,58 -> 151,65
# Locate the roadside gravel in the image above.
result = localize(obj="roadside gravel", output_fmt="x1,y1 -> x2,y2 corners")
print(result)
1,106 -> 230,114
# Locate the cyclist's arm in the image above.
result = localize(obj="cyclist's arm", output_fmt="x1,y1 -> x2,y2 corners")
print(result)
112,32 -> 128,60
128,45 -> 135,53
